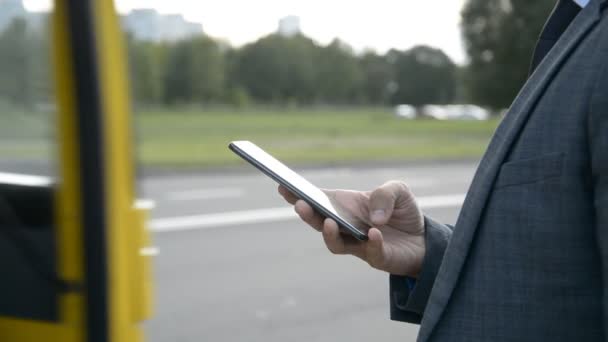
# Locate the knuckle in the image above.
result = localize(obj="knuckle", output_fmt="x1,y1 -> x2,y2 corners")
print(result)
372,187 -> 392,201
377,180 -> 410,198
390,180 -> 410,194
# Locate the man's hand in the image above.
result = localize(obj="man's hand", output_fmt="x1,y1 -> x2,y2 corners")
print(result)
278,181 -> 425,277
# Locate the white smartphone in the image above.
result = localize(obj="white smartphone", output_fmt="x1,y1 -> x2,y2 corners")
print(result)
229,140 -> 368,241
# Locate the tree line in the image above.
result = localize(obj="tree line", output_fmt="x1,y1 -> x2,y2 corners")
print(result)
0,0 -> 555,110
128,33 -> 457,108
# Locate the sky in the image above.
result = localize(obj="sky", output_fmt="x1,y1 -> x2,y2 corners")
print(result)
24,0 -> 467,63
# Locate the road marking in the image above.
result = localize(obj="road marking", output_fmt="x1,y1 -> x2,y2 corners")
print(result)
149,193 -> 466,233
140,246 -> 160,256
304,169 -> 438,188
0,172 -> 52,187
165,188 -> 245,201
135,199 -> 156,209
417,194 -> 466,208
151,207 -> 295,232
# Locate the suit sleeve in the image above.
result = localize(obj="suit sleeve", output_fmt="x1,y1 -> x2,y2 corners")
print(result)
589,52 -> 608,341
389,216 -> 452,324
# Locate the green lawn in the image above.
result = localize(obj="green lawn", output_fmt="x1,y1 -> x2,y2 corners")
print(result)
0,107 -> 500,169
135,108 -> 500,168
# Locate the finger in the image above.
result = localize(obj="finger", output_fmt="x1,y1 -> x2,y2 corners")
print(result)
321,218 -> 346,254
278,185 -> 299,205
294,200 -> 325,231
365,228 -> 386,270
369,181 -> 409,226
321,219 -> 366,258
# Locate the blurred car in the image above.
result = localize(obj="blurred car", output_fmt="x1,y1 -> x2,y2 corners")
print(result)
422,104 -> 490,121
421,105 -> 449,120
394,104 -> 417,119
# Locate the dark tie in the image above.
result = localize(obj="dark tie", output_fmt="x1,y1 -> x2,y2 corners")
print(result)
529,0 -> 582,74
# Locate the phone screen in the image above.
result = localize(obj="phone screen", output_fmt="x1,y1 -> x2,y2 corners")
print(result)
229,141 -> 367,240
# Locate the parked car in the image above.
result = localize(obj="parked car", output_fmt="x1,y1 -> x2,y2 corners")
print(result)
421,104 -> 490,121
394,104 -> 417,119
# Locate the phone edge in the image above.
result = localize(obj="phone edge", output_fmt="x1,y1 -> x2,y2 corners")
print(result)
228,142 -> 368,241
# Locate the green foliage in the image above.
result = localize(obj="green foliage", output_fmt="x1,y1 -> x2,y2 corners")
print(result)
0,18 -> 51,107
0,18 -> 29,106
230,35 -> 454,106
390,46 -> 457,106
233,34 -> 318,104
359,51 -> 395,105
0,3 -> 562,110
315,39 -> 365,104
0,17 -> 461,109
162,36 -> 225,105
225,86 -> 251,108
127,36 -> 165,105
461,0 -> 555,108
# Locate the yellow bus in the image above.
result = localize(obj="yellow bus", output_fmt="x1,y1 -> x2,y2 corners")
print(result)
0,0 -> 153,341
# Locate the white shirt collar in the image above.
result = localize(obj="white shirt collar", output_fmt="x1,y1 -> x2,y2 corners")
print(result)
573,0 -> 590,7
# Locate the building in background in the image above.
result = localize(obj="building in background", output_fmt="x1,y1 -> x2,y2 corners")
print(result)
0,0 -> 46,32
122,9 -> 203,42
0,0 -> 26,31
0,1 -> 204,42
278,15 -> 301,37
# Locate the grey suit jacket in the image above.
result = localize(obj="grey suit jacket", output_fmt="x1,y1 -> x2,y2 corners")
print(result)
390,1 -> 608,341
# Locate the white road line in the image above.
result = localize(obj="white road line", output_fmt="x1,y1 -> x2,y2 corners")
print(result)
0,172 -> 53,187
417,194 -> 466,208
150,207 -> 295,232
165,188 -> 245,201
140,246 -> 160,256
149,193 -> 466,233
305,169 -> 438,188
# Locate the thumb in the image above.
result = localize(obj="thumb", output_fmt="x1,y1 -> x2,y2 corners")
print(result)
369,181 -> 403,225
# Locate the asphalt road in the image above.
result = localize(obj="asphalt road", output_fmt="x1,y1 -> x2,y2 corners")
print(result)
142,162 -> 477,342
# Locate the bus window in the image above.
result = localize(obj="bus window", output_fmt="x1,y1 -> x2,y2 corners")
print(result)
0,0 -> 59,322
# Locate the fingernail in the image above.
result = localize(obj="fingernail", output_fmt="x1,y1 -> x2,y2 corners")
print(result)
371,210 -> 385,223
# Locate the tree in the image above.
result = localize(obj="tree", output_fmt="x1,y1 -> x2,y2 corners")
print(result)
0,18 -> 33,107
127,36 -> 164,105
315,39 -> 364,104
30,24 -> 52,105
113,26 -> 466,107
461,0 -> 555,108
162,35 -> 225,105
223,46 -> 251,107
360,50 -> 395,105
233,34 -> 317,104
390,45 -> 457,106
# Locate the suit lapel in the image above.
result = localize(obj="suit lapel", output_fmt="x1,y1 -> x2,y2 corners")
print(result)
418,1 -> 603,340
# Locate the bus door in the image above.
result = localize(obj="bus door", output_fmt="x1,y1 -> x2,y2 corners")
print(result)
0,1 -> 153,341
